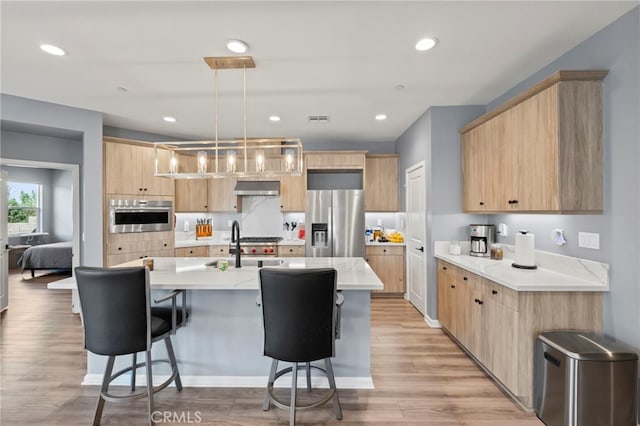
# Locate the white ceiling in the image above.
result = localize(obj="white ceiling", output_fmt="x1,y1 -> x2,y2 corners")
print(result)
1,1 -> 636,144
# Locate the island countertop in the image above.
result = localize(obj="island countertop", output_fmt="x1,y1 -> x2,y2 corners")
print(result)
49,257 -> 384,291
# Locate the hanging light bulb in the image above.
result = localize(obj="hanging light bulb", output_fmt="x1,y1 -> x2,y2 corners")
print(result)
197,151 -> 207,174
255,149 -> 265,172
226,151 -> 236,173
169,151 -> 178,174
285,149 -> 294,172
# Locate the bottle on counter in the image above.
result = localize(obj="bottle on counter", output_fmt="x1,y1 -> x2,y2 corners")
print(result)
490,244 -> 503,260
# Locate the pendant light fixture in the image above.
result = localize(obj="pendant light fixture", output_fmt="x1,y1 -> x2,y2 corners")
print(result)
153,56 -> 303,179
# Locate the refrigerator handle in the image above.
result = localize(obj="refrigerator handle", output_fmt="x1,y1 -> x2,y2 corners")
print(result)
328,207 -> 333,254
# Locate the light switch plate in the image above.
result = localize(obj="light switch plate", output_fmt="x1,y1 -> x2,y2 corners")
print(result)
578,232 -> 600,249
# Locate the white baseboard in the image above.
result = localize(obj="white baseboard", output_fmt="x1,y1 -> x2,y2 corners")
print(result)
82,374 -> 374,389
424,314 -> 441,328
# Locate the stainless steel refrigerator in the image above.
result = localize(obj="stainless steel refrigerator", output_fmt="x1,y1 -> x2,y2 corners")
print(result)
305,190 -> 365,258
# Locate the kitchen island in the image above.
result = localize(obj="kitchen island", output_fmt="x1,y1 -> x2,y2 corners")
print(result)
49,257 -> 383,389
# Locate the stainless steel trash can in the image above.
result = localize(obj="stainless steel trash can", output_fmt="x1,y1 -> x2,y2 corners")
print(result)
534,330 -> 638,426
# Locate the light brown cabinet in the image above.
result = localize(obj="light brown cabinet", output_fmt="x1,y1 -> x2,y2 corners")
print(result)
175,154 -> 209,212
175,246 -> 209,257
279,160 -> 306,212
209,245 -> 229,257
105,230 -> 174,266
365,155 -> 399,212
436,259 -> 603,408
104,139 -> 174,196
279,245 -> 305,257
208,176 -> 241,212
305,151 -> 366,170
366,245 -> 405,295
460,70 -> 606,213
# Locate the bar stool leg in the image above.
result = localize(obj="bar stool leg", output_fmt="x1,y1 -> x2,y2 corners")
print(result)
131,353 -> 137,391
305,362 -> 311,392
263,359 -> 278,411
164,337 -> 182,391
290,362 -> 298,426
324,358 -> 342,420
145,350 -> 156,426
93,355 -> 115,426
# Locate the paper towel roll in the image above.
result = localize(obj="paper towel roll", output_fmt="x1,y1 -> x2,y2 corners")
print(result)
514,231 -> 536,268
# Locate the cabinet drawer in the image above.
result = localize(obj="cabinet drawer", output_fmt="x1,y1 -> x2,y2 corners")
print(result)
483,279 -> 519,311
175,246 -> 209,257
280,246 -> 305,257
366,245 -> 404,256
209,245 -> 229,256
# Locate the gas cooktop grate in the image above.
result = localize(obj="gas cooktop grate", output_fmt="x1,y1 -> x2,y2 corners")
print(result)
237,237 -> 283,243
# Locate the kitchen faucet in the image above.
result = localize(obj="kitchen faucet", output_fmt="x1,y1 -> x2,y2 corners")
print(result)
231,220 -> 241,268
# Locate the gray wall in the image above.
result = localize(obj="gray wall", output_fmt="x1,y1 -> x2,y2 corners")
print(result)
51,169 -> 73,241
1,130 -> 83,165
486,7 -> 640,353
396,105 -> 485,318
0,94 -> 103,266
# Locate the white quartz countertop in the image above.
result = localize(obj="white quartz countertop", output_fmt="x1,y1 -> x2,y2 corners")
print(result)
366,241 -> 405,246
434,241 -> 609,292
49,257 -> 383,291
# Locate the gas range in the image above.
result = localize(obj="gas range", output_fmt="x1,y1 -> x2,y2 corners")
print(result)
229,236 -> 283,256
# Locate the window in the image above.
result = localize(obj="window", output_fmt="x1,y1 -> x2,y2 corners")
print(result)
7,182 -> 42,235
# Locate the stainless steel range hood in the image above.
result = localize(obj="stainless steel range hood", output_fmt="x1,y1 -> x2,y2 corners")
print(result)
233,181 -> 280,196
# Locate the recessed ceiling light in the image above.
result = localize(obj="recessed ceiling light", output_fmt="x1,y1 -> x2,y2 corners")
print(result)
269,116 -> 281,122
116,86 -> 128,93
226,39 -> 249,54
375,114 -> 387,121
40,44 -> 66,56
415,37 -> 438,51
163,116 -> 177,123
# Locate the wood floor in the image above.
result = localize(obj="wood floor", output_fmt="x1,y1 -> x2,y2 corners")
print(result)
0,270 -> 543,425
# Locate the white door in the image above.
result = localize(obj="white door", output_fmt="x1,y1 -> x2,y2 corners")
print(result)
1,171 -> 8,312
406,162 -> 426,315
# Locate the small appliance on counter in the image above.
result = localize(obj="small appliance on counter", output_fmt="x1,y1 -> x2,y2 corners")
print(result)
469,224 -> 495,257
512,230 -> 537,269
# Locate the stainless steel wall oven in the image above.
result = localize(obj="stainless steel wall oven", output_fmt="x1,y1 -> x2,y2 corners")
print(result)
109,200 -> 173,233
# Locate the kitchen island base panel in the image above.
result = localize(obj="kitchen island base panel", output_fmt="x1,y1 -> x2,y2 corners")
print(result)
86,290 -> 373,386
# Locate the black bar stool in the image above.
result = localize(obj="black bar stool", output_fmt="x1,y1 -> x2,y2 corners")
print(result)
259,267 -> 343,425
75,266 -> 186,426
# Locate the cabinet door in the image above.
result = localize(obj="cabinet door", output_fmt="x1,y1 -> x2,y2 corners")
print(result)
466,283 -> 484,360
482,292 -> 519,391
437,262 -> 454,330
174,153 -> 208,211
141,146 -> 175,196
175,246 -> 209,257
513,85 -> 559,211
208,177 -> 241,212
104,142 -> 142,195
368,247 -> 405,295
485,113 -> 514,211
365,156 -> 399,212
305,152 -> 365,169
461,129 -> 486,212
280,159 -> 306,212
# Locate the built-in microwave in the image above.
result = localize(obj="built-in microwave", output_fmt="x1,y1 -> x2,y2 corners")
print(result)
109,200 -> 173,234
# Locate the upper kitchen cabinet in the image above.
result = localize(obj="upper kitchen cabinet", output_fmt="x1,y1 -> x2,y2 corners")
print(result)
305,151 -> 366,170
175,154 -> 209,212
460,70 -> 607,213
104,138 -> 174,196
365,154 -> 399,211
280,159 -> 306,212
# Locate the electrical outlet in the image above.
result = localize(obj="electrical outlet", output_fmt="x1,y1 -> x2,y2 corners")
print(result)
578,232 -> 600,249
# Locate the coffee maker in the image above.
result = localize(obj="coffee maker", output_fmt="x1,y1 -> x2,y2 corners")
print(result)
469,224 -> 495,257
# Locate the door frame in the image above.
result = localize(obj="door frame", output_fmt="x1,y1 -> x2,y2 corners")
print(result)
0,158 -> 81,272
405,160 -> 427,316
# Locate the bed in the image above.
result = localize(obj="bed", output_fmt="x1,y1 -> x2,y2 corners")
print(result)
17,241 -> 73,277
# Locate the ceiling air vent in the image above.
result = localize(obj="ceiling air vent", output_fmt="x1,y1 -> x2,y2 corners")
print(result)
307,115 -> 330,123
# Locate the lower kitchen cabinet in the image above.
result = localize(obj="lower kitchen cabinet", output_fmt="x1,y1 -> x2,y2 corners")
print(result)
366,245 -> 405,296
105,231 -> 174,267
436,259 -> 602,408
279,245 -> 305,257
175,246 -> 209,257
209,245 -> 229,257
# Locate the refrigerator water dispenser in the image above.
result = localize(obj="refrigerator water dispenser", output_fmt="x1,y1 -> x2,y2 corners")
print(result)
311,223 -> 328,247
